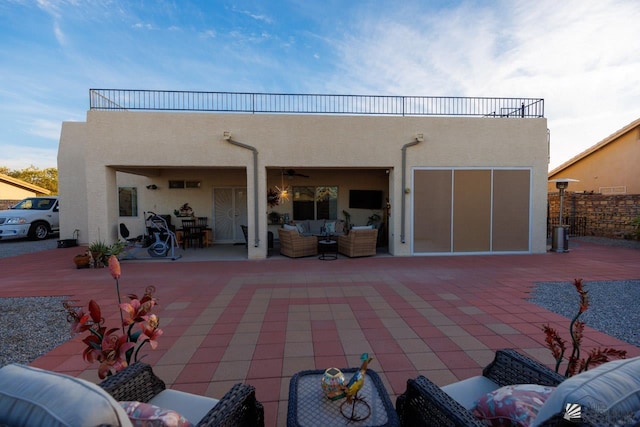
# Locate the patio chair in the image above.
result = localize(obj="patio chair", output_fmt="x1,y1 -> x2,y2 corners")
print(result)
0,362 -> 264,427
395,349 -> 640,426
278,228 -> 317,258
100,362 -> 265,427
337,228 -> 378,257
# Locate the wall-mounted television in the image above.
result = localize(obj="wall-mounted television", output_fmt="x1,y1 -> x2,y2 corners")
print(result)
349,190 -> 383,210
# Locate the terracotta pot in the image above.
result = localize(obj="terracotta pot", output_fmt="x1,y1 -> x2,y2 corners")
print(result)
73,255 -> 91,269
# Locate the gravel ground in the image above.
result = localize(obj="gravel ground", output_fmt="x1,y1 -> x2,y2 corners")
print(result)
0,236 -> 73,368
0,234 -> 59,258
0,296 -> 71,367
529,279 -> 640,348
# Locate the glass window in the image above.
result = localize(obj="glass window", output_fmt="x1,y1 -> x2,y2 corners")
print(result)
118,187 -> 138,217
292,186 -> 338,220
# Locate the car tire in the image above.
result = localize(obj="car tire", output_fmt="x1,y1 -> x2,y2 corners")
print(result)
28,221 -> 50,240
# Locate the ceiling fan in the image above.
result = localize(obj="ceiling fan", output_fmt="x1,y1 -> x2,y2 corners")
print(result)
283,169 -> 309,178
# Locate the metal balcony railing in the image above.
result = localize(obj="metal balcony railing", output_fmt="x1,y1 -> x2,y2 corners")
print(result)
89,89 -> 544,118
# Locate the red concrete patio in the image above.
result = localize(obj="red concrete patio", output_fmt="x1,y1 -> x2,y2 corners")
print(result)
1,240 -> 639,426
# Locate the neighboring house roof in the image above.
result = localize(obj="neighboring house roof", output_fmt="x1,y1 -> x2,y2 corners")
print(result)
0,173 -> 51,195
549,117 -> 640,177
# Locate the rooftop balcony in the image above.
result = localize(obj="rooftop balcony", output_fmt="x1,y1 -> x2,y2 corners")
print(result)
90,89 -> 544,118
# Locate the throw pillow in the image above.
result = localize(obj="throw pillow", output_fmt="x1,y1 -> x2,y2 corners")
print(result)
295,223 -> 306,234
532,356 -> 640,426
325,221 -> 336,233
0,363 -> 132,427
335,221 -> 344,233
120,401 -> 193,427
471,384 -> 556,427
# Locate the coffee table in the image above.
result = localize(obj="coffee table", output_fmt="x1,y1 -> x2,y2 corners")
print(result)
318,239 -> 337,260
287,368 -> 399,427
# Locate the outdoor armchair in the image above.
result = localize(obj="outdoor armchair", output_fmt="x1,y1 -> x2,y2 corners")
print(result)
100,362 -> 265,427
278,228 -> 317,258
395,349 -> 640,426
338,228 -> 378,257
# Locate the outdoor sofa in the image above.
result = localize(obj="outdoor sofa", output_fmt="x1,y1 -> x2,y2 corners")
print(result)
396,348 -> 640,426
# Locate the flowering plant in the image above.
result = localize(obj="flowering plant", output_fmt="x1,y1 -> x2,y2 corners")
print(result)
542,278 -> 626,377
64,255 -> 163,379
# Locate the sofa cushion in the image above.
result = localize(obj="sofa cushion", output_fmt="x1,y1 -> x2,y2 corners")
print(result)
471,384 -> 555,427
283,224 -> 298,232
149,389 -> 219,425
120,401 -> 193,427
441,375 -> 499,410
0,363 -> 132,427
533,356 -> 640,426
307,219 -> 325,235
352,225 -> 374,230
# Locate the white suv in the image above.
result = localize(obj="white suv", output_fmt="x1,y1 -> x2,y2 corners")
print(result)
0,197 -> 59,240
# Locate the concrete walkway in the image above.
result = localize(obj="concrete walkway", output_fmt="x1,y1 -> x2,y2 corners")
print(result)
1,239 -> 639,426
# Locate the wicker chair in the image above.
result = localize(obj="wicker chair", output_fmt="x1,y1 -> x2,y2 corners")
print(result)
99,362 -> 264,427
395,349 -> 564,426
394,349 -> 632,427
337,228 -> 378,257
278,228 -> 317,258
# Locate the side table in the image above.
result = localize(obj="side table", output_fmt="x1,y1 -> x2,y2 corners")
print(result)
287,368 -> 399,427
318,239 -> 337,260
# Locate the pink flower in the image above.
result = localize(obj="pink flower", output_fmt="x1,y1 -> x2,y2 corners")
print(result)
140,314 -> 163,350
108,255 -> 121,280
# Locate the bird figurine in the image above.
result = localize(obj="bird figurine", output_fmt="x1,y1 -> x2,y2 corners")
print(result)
337,353 -> 374,422
342,352 -> 374,403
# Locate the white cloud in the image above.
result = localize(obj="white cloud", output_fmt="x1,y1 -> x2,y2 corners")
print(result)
325,0 -> 640,169
2,145 -> 58,170
53,20 -> 65,45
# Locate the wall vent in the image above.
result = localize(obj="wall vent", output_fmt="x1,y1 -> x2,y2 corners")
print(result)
599,186 -> 626,194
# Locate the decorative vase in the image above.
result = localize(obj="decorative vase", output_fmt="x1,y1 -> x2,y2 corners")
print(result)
321,367 -> 346,400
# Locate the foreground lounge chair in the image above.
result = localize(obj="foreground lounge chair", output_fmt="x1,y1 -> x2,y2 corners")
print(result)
0,362 -> 264,427
100,362 -> 265,427
396,349 -> 640,426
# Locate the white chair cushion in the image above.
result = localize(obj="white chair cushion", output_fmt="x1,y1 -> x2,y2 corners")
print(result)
441,375 -> 499,410
149,389 -> 219,424
0,363 -> 132,427
533,356 -> 640,426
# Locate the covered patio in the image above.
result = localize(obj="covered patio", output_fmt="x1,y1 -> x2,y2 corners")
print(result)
1,238 -> 638,426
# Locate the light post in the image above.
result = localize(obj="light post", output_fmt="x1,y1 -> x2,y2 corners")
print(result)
549,178 -> 579,252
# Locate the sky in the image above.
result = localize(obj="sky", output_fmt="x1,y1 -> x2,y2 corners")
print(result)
1,0 -> 640,172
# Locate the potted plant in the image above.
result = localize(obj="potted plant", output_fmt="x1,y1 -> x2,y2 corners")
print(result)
268,211 -> 281,225
174,203 -> 193,217
73,251 -> 92,269
107,240 -> 126,258
88,239 -> 109,267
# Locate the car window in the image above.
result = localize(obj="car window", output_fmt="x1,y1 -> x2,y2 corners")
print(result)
11,198 -> 56,210
36,199 -> 53,210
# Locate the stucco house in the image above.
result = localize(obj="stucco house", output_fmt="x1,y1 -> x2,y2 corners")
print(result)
0,173 -> 51,207
548,117 -> 640,194
58,90 -> 548,259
